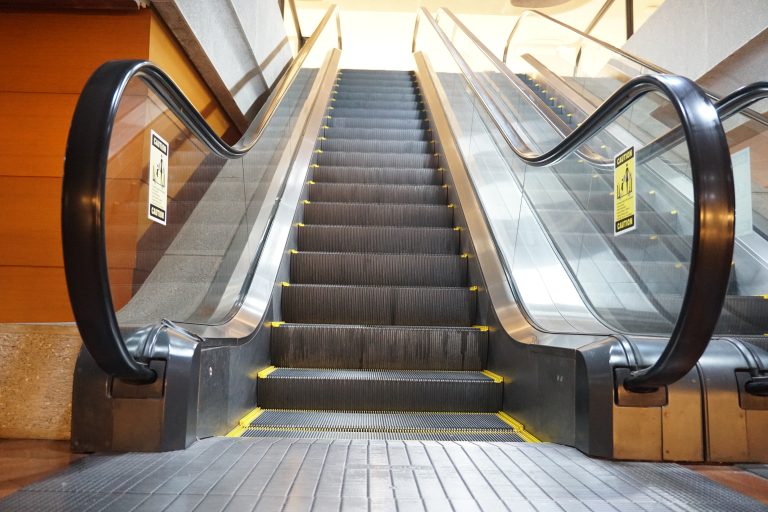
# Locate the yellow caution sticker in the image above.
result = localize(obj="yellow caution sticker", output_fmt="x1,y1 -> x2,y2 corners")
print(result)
614,146 -> 636,236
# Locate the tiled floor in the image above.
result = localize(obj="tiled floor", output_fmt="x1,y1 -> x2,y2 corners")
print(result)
1,437 -> 767,511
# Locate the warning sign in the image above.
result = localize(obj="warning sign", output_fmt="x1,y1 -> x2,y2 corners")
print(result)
148,130 -> 169,225
614,146 -> 636,236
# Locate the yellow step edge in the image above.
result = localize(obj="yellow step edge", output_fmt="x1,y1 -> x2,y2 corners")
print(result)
469,285 -> 479,292
294,223 -> 305,227
290,249 -> 298,254
225,425 -> 247,437
281,282 -> 290,287
496,411 -> 541,443
310,164 -> 320,168
270,321 -> 284,328
482,369 -> 503,383
239,407 -> 266,428
257,366 -> 278,378
472,325 -> 489,332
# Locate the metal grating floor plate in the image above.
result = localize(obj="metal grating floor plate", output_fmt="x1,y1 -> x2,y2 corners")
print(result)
267,368 -> 495,382
248,410 -> 512,431
1,437 -> 765,511
240,430 -> 526,442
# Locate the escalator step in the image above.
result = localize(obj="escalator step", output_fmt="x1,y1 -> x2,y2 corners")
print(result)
239,429 -> 525,441
296,225 -> 460,254
281,284 -> 476,326
257,368 -> 501,412
314,151 -> 437,168
318,138 -> 432,154
271,324 -> 486,370
329,107 -> 425,120
332,91 -> 420,103
328,117 -> 428,129
312,166 -> 442,185
290,252 -> 466,286
303,202 -> 453,227
331,99 -> 421,110
244,410 -> 508,432
334,85 -> 418,95
322,127 -> 429,141
308,183 -> 446,204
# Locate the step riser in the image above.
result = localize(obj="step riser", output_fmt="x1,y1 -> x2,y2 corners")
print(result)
332,92 -> 420,102
271,326 -> 487,370
322,127 -> 429,141
281,286 -> 476,326
303,203 -> 454,227
258,378 -> 501,412
331,100 -> 421,110
334,85 -> 418,94
308,184 -> 447,205
328,118 -> 428,129
290,253 -> 467,286
297,226 -> 460,254
314,152 -> 438,168
318,139 -> 433,154
312,166 -> 443,185
329,108 -> 425,120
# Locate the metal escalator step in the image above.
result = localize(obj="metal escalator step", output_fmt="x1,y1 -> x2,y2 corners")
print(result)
297,225 -> 460,254
290,252 -> 467,286
314,151 -> 437,168
271,324 -> 486,370
303,202 -> 453,227
308,183 -> 447,205
245,410 -> 509,432
318,139 -> 432,154
257,369 -> 501,412
330,99 -> 421,110
340,69 -> 414,76
337,76 -> 416,85
240,429 -> 525,441
334,85 -> 418,95
329,107 -> 425,120
328,117 -> 428,129
281,284 -> 476,326
332,91 -> 420,103
322,127 -> 429,141
312,166 -> 442,185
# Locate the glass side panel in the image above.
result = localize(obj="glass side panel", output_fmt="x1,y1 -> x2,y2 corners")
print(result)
103,27 -> 337,335
419,10 -> 716,337
498,10 -> 768,335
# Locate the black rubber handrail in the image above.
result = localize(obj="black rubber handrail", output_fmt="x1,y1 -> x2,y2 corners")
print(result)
62,5 -> 340,382
417,7 -> 735,391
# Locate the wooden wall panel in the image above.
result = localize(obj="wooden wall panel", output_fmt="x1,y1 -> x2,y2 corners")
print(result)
0,8 -> 237,323
0,11 -> 150,94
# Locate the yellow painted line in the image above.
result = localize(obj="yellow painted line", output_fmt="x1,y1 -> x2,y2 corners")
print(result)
763,295 -> 768,300
472,325 -> 489,332
303,200 -> 311,204
469,285 -> 479,292
460,253 -> 469,259
226,425 -> 247,437
270,321 -> 284,328
446,203 -> 455,208
281,282 -> 290,287
307,180 -> 316,185
257,366 -> 278,378
453,226 -> 462,231
482,370 -> 503,383
310,164 -> 320,169
290,249 -> 298,254
241,426 -> 520,435
497,412 -> 541,443
294,223 -> 305,227
239,407 -> 266,427
314,149 -> 323,154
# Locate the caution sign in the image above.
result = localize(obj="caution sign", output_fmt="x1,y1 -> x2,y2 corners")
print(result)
614,146 -> 636,236
148,130 -> 169,225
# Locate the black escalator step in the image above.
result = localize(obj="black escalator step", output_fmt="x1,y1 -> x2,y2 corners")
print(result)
240,429 -> 525,441
331,99 -> 421,110
245,410 -> 509,432
258,368 -> 501,412
340,69 -> 414,76
308,183 -> 447,205
319,139 -> 432,154
281,284 -> 476,326
303,203 -> 453,227
297,225 -> 460,254
332,91 -> 420,103
315,151 -> 437,168
337,76 -> 415,85
271,324 -> 486,370
323,127 -> 429,141
312,166 -> 442,185
290,252 -> 467,286
334,86 -> 418,96
329,107 -> 424,120
328,117 -> 428,129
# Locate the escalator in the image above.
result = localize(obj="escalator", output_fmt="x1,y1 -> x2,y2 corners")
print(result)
56,4 -> 768,466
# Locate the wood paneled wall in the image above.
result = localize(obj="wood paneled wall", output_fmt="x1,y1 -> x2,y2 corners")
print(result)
0,8 -> 236,322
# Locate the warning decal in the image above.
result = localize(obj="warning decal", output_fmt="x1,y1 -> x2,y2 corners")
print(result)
614,146 -> 636,236
148,130 -> 169,225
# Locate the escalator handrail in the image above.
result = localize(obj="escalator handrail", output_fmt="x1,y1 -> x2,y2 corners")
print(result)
417,7 -> 735,391
502,8 -> 768,129
61,5 -> 340,382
